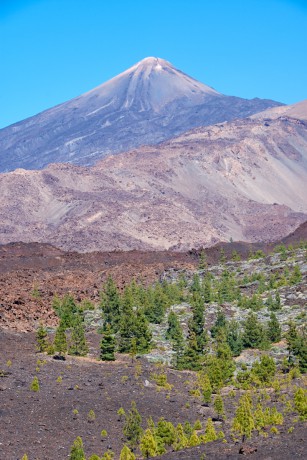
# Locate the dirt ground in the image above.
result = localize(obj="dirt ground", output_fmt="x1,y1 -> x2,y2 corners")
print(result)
0,330 -> 306,460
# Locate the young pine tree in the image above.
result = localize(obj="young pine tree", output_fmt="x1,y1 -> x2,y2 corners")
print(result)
189,292 -> 207,353
30,375 -> 40,392
251,355 -> 276,385
155,417 -> 176,449
100,324 -> 116,361
242,312 -> 265,349
172,424 -> 189,451
119,445 -> 136,460
232,393 -> 254,443
123,401 -> 143,448
134,308 -> 152,353
101,451 -> 115,460
69,436 -> 85,460
267,313 -> 281,343
226,320 -> 243,356
198,249 -> 207,270
210,309 -> 226,339
117,291 -> 136,353
54,322 -> 68,356
36,323 -> 48,352
69,313 -> 88,356
181,331 -> 202,371
203,418 -> 218,443
139,428 -> 158,458
214,394 -> 225,420
166,311 -> 181,340
198,372 -> 212,405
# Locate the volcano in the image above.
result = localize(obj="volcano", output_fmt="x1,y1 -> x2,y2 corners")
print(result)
0,57 -> 282,172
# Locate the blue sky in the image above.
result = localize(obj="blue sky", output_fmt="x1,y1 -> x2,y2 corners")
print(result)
0,0 -> 306,129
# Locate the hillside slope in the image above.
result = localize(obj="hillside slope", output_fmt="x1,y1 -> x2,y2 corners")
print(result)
0,112 -> 306,251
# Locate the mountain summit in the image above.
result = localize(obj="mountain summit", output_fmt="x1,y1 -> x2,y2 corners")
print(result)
80,57 -> 219,113
0,58 -> 282,172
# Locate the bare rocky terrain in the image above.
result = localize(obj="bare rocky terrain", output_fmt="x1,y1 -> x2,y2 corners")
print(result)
1,110 -> 306,252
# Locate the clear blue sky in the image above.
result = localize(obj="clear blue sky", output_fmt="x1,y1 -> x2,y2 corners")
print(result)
0,0 -> 306,129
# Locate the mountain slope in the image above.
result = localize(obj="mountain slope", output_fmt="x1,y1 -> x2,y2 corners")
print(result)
0,109 -> 306,252
0,57 -> 282,172
252,99 -> 307,121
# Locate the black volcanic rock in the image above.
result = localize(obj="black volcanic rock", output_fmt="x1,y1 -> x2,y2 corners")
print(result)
0,57 -> 282,172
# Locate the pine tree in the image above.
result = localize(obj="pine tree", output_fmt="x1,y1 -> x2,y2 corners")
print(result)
183,421 -> 193,437
274,291 -> 281,310
242,312 -> 265,349
134,308 -> 152,353
100,324 -> 116,361
198,372 -> 212,404
123,401 -> 143,447
198,249 -> 207,270
172,424 -> 189,451
226,320 -> 243,356
218,270 -> 237,302
190,273 -> 201,294
54,322 -> 68,355
166,311 -> 181,340
286,322 -> 307,372
69,436 -> 85,460
189,292 -> 207,352
145,283 -> 168,324
219,248 -> 226,264
189,431 -> 201,446
232,393 -> 254,443
232,250 -> 241,261
214,394 -> 225,420
36,323 -> 48,352
171,330 -> 185,370
267,313 -> 281,343
139,429 -> 158,458
202,275 -> 212,303
289,265 -> 302,285
101,450 -> 115,460
53,294 -> 78,328
119,445 -> 136,460
155,417 -> 176,448
69,313 -> 88,356
203,418 -> 217,442
100,275 -> 122,329
251,355 -> 276,384
253,403 -> 266,434
30,375 -> 40,392
118,291 -> 136,353
204,332 -> 235,390
210,309 -> 226,338
294,387 -> 307,420
181,331 -> 202,371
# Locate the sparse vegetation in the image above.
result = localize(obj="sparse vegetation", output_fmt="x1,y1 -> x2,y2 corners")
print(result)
1,241 -> 306,459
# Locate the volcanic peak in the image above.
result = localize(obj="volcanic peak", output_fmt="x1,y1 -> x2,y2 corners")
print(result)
83,56 -> 220,112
